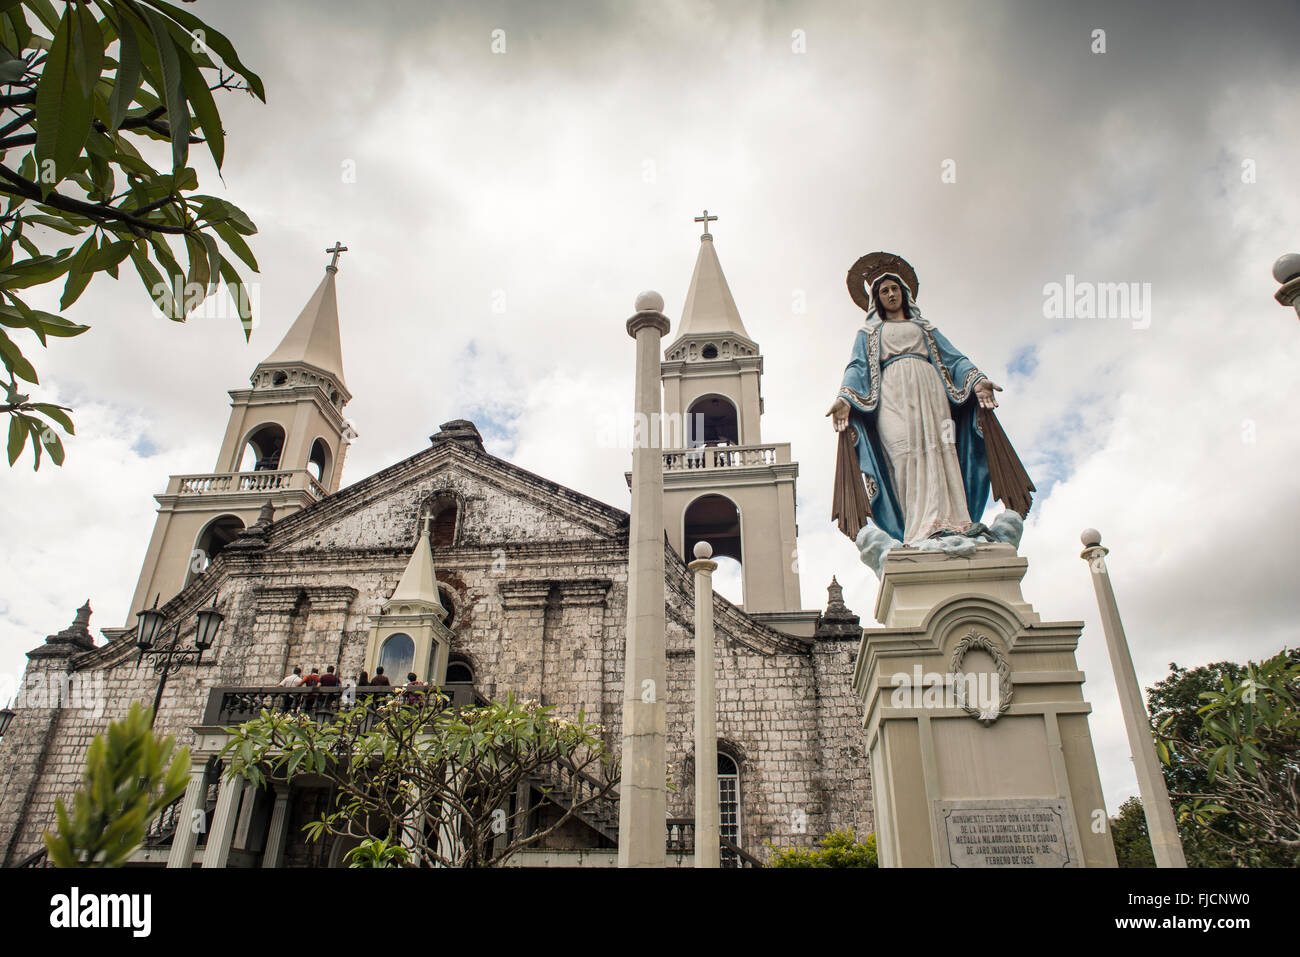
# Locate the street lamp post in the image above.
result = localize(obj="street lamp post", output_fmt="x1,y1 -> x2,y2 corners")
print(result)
134,592 -> 225,728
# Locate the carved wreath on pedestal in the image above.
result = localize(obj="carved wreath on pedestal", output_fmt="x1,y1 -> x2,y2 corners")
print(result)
949,628 -> 1014,727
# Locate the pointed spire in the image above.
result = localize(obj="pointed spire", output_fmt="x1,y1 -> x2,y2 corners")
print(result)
387,521 -> 448,621
260,267 -> 347,389
28,601 -> 96,657
814,576 -> 862,640
677,234 -> 751,340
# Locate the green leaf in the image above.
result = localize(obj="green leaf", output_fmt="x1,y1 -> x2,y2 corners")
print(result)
60,233 -> 98,310
0,328 -> 38,382
138,0 -> 266,100
24,0 -> 60,35
217,257 -> 253,335
138,7 -> 187,173
84,238 -> 133,273
24,416 -> 43,469
32,312 -> 90,339
196,196 -> 255,235
107,7 -> 143,132
33,3 -> 101,195
128,243 -> 173,318
214,220 -> 258,271
175,39 -> 223,169
8,413 -> 26,465
28,403 -> 74,435
20,213 -> 83,235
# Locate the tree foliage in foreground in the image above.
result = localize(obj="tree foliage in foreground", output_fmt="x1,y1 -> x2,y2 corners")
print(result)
1152,649 -> 1300,867
0,0 -> 264,469
1109,796 -> 1156,868
767,828 -> 878,868
43,701 -> 190,867
221,692 -> 621,868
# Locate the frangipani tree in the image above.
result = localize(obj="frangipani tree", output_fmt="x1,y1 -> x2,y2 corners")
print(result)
222,692 -> 621,868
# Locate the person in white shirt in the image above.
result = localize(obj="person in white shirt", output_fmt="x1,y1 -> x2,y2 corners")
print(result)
278,666 -> 304,688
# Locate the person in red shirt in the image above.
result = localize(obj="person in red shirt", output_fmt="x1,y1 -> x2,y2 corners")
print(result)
318,665 -> 340,687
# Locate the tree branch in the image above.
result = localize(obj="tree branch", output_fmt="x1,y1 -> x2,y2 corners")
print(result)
0,164 -> 188,235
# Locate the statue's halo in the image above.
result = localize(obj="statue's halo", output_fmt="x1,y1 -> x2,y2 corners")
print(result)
847,252 -> 919,313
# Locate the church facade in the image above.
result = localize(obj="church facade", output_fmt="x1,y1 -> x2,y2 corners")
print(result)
0,234 -> 873,867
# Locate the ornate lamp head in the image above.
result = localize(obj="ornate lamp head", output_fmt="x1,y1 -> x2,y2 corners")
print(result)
847,252 -> 919,313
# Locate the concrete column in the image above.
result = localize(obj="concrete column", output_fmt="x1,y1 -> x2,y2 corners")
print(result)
618,292 -> 671,868
690,542 -> 720,868
1080,530 -> 1187,868
166,759 -> 210,869
200,773 -> 244,868
261,787 -> 290,868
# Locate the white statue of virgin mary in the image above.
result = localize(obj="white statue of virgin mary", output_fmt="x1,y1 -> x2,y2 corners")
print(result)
828,253 -> 1034,568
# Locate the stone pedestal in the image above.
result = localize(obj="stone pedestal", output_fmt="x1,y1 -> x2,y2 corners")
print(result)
853,544 -> 1116,868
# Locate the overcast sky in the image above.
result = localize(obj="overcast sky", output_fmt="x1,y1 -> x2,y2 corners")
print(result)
2,0 -> 1298,820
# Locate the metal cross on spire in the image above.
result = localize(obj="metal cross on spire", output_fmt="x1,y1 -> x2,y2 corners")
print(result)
694,209 -> 718,240
325,241 -> 349,273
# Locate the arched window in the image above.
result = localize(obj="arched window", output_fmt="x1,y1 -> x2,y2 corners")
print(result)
378,633 -> 415,680
424,493 -> 459,547
237,423 -> 285,472
684,494 -> 742,605
308,438 -> 331,486
437,585 -> 457,628
718,752 -> 741,867
187,514 -> 245,585
445,659 -> 474,684
686,394 -> 738,447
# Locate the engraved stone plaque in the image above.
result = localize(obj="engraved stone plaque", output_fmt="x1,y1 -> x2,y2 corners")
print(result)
934,798 -> 1077,867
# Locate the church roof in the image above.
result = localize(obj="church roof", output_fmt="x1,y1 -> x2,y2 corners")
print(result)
259,268 -> 347,388
675,236 -> 752,342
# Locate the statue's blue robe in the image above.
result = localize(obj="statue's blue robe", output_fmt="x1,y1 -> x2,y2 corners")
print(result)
838,316 -> 991,543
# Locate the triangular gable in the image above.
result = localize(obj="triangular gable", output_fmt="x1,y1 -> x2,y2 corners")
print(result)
268,440 -> 629,553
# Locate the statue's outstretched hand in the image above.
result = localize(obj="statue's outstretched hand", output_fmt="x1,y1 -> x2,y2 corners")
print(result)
826,396 -> 850,432
975,379 -> 1002,409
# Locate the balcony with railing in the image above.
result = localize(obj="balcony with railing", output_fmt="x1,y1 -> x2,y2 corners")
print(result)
202,682 -> 480,727
661,443 -> 790,473
167,469 -> 328,500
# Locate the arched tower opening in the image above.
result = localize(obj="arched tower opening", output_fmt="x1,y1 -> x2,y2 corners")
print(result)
237,423 -> 286,472
684,494 -> 743,604
308,437 -> 332,486
186,514 -> 245,585
686,394 -> 739,447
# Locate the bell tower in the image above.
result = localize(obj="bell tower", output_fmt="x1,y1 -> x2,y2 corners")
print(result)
658,214 -> 807,626
125,245 -> 358,622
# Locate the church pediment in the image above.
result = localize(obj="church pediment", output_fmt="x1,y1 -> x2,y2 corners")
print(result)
264,437 -> 629,554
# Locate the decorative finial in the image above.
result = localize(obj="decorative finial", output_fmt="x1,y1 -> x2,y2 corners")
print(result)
693,541 -> 713,560
693,209 -> 718,240
325,241 -> 349,273
635,290 -> 665,313
1080,528 -> 1102,547
257,499 -> 275,526
1273,253 -> 1300,285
